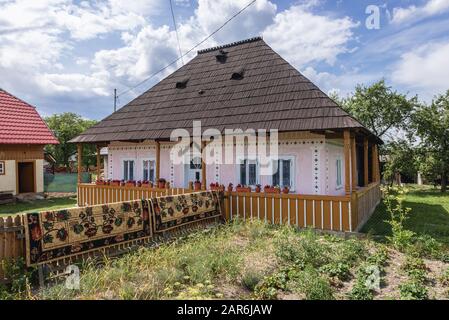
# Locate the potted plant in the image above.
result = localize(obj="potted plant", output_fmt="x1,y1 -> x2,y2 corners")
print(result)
95,179 -> 104,185
158,178 -> 166,189
194,180 -> 202,191
236,184 -> 251,192
282,186 -> 290,194
141,180 -> 150,187
264,185 -> 280,194
255,184 -> 261,193
136,180 -> 142,187
120,180 -> 125,187
227,183 -> 233,192
125,180 -> 135,187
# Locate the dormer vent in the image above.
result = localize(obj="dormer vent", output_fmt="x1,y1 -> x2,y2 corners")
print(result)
215,49 -> 228,63
231,67 -> 245,80
176,77 -> 189,89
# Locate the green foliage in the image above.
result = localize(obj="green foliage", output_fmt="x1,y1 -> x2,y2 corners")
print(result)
319,262 -> 351,281
382,140 -> 419,184
383,186 -> 416,251
0,258 -> 34,300
399,280 -> 428,300
44,113 -> 97,169
438,267 -> 449,286
341,80 -> 417,139
241,270 -> 263,292
254,269 -> 290,300
295,266 -> 334,300
274,229 -> 330,269
412,90 -> 449,192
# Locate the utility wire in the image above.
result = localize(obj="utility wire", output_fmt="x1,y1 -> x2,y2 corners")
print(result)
170,0 -> 184,66
116,0 -> 257,99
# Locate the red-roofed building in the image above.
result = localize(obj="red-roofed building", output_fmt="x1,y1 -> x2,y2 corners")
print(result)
0,88 -> 58,195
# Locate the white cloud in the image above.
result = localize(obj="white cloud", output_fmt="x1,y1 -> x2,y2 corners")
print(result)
302,67 -> 381,98
391,0 -> 449,24
391,41 -> 449,96
263,4 -> 358,68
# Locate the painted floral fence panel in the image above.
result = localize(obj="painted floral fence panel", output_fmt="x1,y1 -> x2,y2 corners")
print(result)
149,191 -> 222,233
24,200 -> 152,266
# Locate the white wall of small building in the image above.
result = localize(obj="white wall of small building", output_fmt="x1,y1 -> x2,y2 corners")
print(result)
106,137 -> 347,196
0,159 -> 44,195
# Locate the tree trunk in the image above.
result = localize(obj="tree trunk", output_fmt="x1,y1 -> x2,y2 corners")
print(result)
442,170 -> 447,193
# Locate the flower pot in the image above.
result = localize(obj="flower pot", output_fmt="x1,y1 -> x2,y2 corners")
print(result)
236,187 -> 251,193
282,187 -> 290,194
255,186 -> 261,193
158,182 -> 166,189
194,182 -> 201,191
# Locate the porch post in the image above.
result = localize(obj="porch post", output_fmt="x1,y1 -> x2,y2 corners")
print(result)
155,141 -> 160,182
351,135 -> 357,190
96,145 -> 101,181
77,143 -> 83,184
201,141 -> 207,190
344,130 -> 351,195
364,138 -> 369,186
371,144 -> 378,183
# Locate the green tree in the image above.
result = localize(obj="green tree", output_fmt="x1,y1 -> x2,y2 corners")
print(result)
382,139 -> 418,185
44,113 -> 97,171
412,90 -> 449,192
341,80 -> 417,139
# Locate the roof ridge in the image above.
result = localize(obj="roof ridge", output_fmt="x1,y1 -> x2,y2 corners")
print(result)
197,36 -> 263,54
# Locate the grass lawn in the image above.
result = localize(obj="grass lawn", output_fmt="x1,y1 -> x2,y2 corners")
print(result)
33,221 -> 449,300
361,184 -> 449,244
0,196 -> 77,217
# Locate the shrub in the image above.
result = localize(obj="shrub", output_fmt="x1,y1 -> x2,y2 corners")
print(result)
410,235 -> 442,259
348,279 -> 374,300
296,266 -> 334,300
383,186 -> 415,251
399,280 -> 428,300
366,245 -> 389,267
241,270 -> 263,292
254,271 -> 290,300
275,229 -> 330,269
319,262 -> 351,281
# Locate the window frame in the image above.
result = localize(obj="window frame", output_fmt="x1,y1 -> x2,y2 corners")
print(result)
0,161 -> 5,175
142,158 -> 156,182
271,156 -> 296,191
336,156 -> 343,190
236,156 -> 259,187
122,159 -> 135,181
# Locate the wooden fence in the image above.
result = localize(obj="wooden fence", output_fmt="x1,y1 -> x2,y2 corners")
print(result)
0,215 -> 25,281
353,182 -> 382,231
1,182 -> 381,281
77,184 -> 193,207
224,192 -> 356,232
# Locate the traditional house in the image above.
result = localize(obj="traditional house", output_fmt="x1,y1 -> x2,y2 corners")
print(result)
0,89 -> 59,195
72,37 -> 381,196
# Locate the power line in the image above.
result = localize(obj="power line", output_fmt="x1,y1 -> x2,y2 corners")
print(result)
170,0 -> 184,66
116,0 -> 257,99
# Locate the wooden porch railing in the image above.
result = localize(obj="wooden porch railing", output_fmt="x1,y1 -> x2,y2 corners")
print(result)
352,182 -> 382,231
224,192 -> 356,232
77,184 -> 193,207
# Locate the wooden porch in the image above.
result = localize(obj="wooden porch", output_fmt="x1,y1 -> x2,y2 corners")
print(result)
77,181 -> 380,232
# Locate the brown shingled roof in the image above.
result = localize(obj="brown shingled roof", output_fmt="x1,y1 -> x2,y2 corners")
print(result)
71,37 -> 376,144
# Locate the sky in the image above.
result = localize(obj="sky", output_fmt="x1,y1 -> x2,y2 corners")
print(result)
0,0 -> 448,121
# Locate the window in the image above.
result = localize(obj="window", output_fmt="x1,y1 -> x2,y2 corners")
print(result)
143,160 -> 155,182
239,159 -> 258,186
336,158 -> 342,188
123,160 -> 135,181
0,161 -> 4,175
272,158 -> 294,189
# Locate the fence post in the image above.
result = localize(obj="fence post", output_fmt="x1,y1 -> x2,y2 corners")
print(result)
351,192 -> 359,232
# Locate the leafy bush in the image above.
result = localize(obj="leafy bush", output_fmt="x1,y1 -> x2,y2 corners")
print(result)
275,229 -> 330,269
0,258 -> 34,300
320,262 -> 351,281
383,186 -> 415,251
399,280 -> 428,300
410,235 -> 443,259
348,279 -> 374,300
241,270 -> 263,292
296,266 -> 334,300
254,270 -> 290,300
